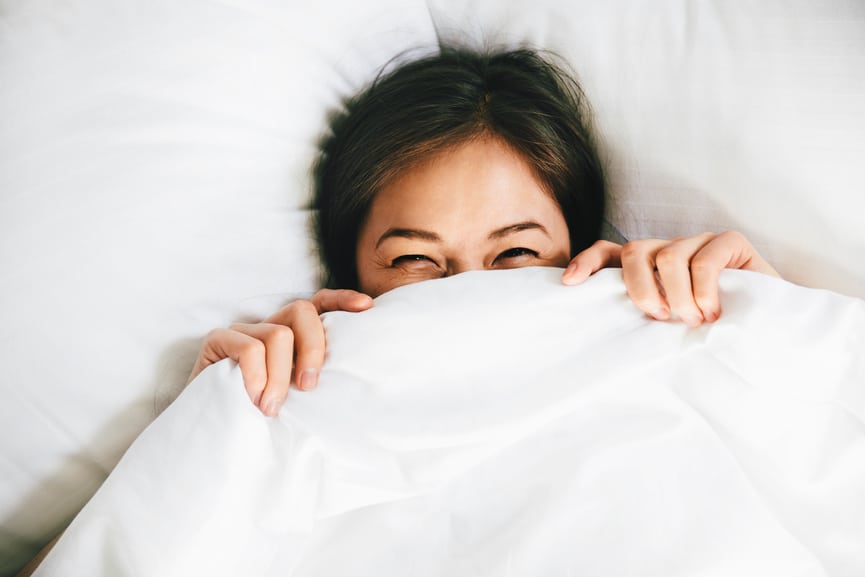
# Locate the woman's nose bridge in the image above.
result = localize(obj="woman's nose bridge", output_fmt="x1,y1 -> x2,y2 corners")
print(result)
446,255 -> 487,276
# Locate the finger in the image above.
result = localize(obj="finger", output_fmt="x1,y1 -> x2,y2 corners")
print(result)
278,300 -> 326,392
561,240 -> 622,285
309,289 -> 374,314
620,238 -> 671,320
653,233 -> 716,326
706,230 -> 780,276
263,292 -> 372,326
188,334 -> 226,385
687,231 -> 760,322
230,323 -> 295,416
193,327 -> 269,406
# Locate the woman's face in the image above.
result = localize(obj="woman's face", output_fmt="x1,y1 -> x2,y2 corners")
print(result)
356,137 -> 571,297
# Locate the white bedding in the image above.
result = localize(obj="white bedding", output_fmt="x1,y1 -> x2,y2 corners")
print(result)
4,2 -> 865,572
35,268 -> 865,576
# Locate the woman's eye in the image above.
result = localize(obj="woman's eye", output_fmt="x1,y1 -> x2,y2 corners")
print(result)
495,247 -> 539,262
391,254 -> 435,267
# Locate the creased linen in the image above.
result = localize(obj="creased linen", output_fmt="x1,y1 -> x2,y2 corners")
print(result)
37,268 -> 865,577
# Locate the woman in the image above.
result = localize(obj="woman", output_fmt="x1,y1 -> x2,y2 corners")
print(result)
189,46 -> 778,417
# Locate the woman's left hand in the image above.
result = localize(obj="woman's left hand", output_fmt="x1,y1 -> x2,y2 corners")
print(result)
561,231 -> 780,327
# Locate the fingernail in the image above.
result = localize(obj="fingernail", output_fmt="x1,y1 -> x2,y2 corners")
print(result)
561,263 -> 579,284
651,307 -> 670,320
253,391 -> 263,406
264,397 -> 283,416
682,314 -> 703,327
299,368 -> 319,391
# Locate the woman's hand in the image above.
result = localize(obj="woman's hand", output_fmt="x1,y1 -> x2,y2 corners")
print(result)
188,289 -> 374,416
561,231 -> 779,326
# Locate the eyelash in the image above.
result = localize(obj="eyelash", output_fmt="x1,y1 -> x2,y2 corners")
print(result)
391,254 -> 435,266
495,247 -> 538,262
390,248 -> 539,268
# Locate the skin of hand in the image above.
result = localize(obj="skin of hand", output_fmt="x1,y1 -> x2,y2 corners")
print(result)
187,289 -> 373,416
561,231 -> 780,327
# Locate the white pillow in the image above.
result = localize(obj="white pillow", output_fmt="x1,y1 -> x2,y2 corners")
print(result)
428,0 -> 865,297
0,0 -> 437,571
2,0 -> 864,572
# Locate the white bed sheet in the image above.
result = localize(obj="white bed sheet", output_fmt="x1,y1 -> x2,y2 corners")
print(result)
35,268 -> 865,577
4,2 -> 865,571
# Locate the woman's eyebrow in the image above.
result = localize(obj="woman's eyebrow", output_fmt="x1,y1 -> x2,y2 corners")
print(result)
488,221 -> 550,240
376,228 -> 442,248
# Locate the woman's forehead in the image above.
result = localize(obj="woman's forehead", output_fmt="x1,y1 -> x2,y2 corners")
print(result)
362,137 -> 568,240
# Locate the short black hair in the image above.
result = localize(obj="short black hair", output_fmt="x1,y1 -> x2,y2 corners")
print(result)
313,45 -> 606,290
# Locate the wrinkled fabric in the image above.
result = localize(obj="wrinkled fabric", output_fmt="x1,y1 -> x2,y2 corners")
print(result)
37,268 -> 865,577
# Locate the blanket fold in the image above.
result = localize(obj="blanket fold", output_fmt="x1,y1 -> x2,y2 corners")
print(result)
37,268 -> 865,577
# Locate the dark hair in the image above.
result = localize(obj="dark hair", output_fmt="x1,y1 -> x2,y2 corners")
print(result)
313,45 -> 606,289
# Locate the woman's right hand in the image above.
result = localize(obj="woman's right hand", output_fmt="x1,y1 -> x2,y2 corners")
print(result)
188,289 -> 374,416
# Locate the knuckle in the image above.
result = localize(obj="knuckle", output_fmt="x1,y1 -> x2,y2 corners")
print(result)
310,289 -> 332,306
291,299 -> 318,317
620,240 -> 646,261
719,229 -> 746,245
653,247 -> 679,268
685,232 -> 712,244
689,253 -> 714,272
239,338 -> 266,359
204,328 -> 225,342
211,326 -> 238,339
264,324 -> 295,347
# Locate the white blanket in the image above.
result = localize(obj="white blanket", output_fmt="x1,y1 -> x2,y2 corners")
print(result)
36,268 -> 865,577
